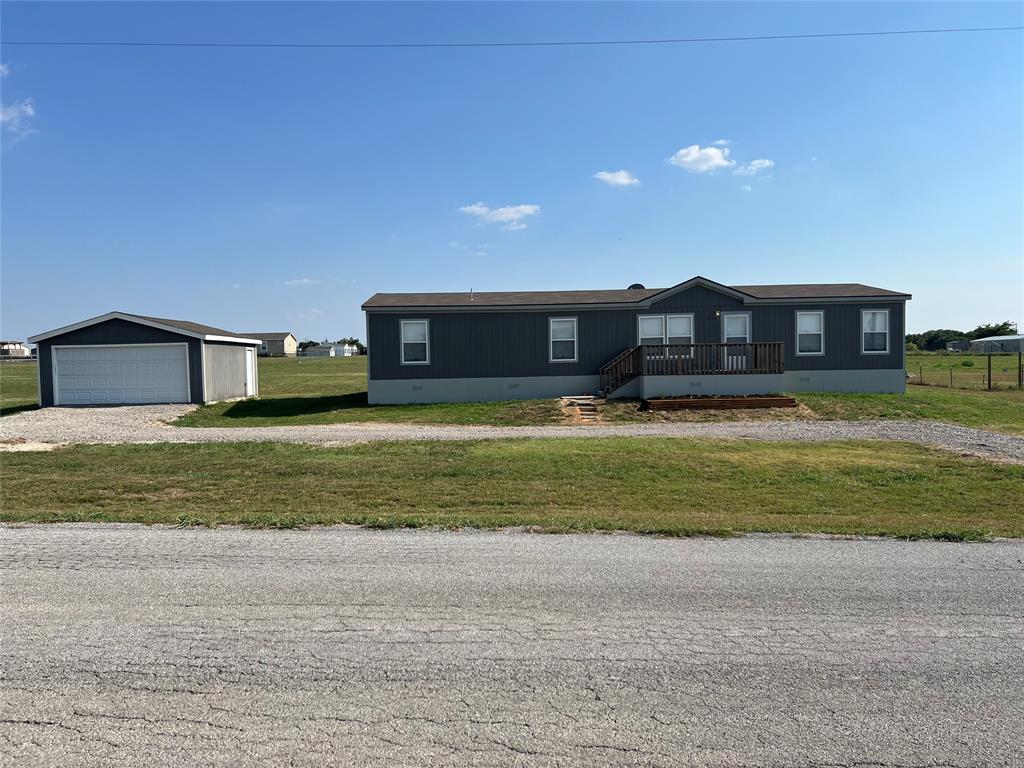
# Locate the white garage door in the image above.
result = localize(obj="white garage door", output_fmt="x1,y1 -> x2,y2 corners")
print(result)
53,344 -> 190,405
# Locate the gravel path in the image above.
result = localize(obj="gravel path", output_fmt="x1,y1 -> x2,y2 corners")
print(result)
2,404 -> 1022,462
2,525 -> 1022,767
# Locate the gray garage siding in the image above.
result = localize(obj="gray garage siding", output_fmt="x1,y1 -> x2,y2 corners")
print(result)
368,286 -> 906,381
36,319 -> 203,407
202,342 -> 252,401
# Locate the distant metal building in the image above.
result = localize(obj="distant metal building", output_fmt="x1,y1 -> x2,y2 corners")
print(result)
945,340 -> 971,353
970,335 -> 1024,353
303,343 -> 337,357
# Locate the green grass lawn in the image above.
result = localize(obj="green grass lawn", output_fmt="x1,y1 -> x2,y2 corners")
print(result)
906,351 -> 1021,389
5,356 -> 1022,434
176,357 -> 563,426
3,439 -> 1021,539
0,362 -> 37,416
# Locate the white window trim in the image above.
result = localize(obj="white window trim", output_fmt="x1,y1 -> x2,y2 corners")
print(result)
720,312 -> 751,343
549,317 -> 578,363
861,309 -> 890,355
637,314 -> 666,345
666,313 -> 695,345
795,310 -> 825,357
400,319 -> 430,365
637,314 -> 694,346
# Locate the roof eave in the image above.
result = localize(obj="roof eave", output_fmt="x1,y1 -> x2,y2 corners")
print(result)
28,311 -> 260,345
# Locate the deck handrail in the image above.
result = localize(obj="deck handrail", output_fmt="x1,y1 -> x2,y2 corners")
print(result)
599,342 -> 785,394
639,342 -> 785,375
598,346 -> 643,394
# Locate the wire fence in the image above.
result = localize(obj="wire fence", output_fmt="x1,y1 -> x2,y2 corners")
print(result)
908,353 -> 1023,391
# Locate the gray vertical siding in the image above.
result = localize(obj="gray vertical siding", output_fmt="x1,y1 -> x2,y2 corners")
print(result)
368,285 -> 906,381
202,342 -> 254,401
36,319 -> 203,406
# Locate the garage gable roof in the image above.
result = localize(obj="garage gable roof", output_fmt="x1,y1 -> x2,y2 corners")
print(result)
28,312 -> 261,345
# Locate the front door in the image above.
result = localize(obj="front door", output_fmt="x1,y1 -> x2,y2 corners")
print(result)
721,313 -> 751,371
245,348 -> 257,397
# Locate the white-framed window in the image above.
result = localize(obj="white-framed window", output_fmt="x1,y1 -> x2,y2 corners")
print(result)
638,314 -> 694,347
667,314 -> 694,346
400,319 -> 430,364
795,311 -> 824,356
638,315 -> 666,346
861,309 -> 889,354
549,317 -> 578,362
260,341 -> 268,353
722,313 -> 751,344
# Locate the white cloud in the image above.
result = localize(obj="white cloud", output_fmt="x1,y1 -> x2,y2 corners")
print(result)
734,159 -> 774,177
459,201 -> 540,230
1,99 -> 36,144
284,277 -> 320,287
593,170 -> 640,187
0,64 -> 9,77
667,144 -> 734,173
298,308 -> 324,319
740,184 -> 752,192
712,138 -> 730,146
231,283 -> 241,289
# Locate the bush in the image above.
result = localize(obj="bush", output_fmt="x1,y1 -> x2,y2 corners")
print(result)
905,342 -> 920,352
961,359 -> 975,367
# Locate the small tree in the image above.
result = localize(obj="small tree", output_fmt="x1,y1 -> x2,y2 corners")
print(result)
968,321 -> 1017,339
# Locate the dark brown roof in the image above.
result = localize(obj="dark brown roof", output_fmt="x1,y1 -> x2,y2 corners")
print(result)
362,280 -> 909,308
239,332 -> 295,341
364,288 -> 659,308
127,313 -> 247,338
732,283 -> 910,299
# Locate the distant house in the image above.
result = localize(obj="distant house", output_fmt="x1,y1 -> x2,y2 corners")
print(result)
0,341 -> 31,358
945,340 -> 971,353
303,343 -> 361,358
244,332 -> 297,357
362,275 -> 911,404
303,343 -> 337,357
970,335 -> 1024,353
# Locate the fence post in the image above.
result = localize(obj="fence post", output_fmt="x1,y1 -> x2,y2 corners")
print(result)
988,354 -> 993,391
919,365 -> 923,386
1019,351 -> 1022,389
949,368 -> 953,388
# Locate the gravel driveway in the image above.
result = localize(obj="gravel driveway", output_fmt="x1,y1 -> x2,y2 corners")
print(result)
1,404 -> 1022,462
2,525 -> 1022,767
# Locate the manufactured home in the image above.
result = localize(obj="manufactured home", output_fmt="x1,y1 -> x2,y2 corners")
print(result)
362,276 -> 910,404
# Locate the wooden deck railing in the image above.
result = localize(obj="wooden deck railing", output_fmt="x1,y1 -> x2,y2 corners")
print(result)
599,342 -> 785,394
598,346 -> 643,394
640,342 -> 785,376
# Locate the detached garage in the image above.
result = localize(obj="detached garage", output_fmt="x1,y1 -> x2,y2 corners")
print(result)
28,312 -> 261,407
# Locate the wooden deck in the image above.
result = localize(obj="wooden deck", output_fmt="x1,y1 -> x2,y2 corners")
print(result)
599,342 -> 785,394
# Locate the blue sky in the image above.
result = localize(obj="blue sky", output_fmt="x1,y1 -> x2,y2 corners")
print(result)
1,2 -> 1021,341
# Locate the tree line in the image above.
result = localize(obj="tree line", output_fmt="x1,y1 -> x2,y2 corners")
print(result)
297,337 -> 366,354
906,322 -> 1017,352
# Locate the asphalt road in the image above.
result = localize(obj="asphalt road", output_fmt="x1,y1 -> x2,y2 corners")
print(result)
1,525 -> 1021,767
